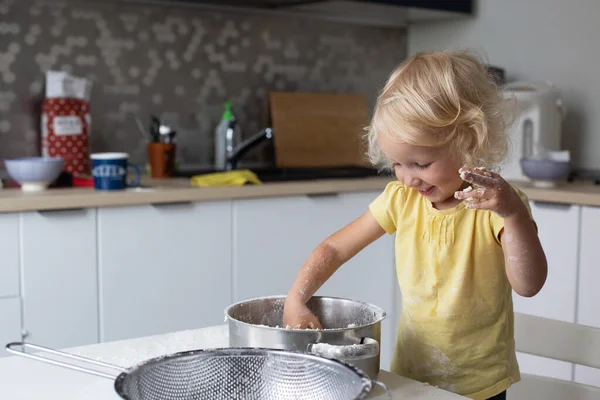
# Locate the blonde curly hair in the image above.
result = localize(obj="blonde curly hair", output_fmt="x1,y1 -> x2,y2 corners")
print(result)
366,50 -> 513,172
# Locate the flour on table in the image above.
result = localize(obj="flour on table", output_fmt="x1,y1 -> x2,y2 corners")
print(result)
80,327 -> 229,368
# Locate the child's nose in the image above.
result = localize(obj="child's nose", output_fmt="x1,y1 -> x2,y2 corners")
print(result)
404,172 -> 422,188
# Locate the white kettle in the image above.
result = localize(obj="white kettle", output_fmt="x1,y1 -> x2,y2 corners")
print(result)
500,81 -> 566,182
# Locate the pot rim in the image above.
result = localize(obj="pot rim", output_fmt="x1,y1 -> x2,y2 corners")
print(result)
224,294 -> 386,332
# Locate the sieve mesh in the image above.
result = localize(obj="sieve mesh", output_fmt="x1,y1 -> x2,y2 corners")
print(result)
116,348 -> 372,400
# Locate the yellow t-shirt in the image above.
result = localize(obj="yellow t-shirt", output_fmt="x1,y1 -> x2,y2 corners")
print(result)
369,181 -> 534,400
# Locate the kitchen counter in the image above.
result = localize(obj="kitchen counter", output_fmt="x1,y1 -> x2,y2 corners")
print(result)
512,180 -> 600,206
0,176 -> 394,212
0,175 -> 599,212
0,324 -> 465,399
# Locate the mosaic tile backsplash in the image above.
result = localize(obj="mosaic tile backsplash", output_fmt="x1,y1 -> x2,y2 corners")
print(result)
0,0 -> 407,168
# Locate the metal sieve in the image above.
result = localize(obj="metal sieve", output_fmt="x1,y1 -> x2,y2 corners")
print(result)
6,342 -> 391,399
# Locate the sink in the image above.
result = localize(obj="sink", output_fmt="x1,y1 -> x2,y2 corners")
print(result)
174,166 -> 385,183
251,166 -> 383,182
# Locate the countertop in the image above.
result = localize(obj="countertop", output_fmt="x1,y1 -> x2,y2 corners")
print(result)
0,175 -> 599,212
0,324 -> 465,399
0,176 -> 395,212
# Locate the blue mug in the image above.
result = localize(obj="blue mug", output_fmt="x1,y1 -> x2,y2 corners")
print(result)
90,153 -> 141,190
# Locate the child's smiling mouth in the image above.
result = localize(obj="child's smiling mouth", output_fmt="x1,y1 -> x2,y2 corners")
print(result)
419,186 -> 434,196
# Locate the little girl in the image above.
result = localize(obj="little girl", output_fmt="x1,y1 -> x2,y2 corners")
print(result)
283,50 -> 548,400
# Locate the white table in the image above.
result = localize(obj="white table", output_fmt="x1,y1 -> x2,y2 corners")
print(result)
0,324 -> 464,399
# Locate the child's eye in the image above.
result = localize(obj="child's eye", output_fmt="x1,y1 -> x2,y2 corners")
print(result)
391,162 -> 401,168
415,162 -> 431,169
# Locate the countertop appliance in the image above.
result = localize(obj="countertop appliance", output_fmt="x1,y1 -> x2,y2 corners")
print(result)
500,81 -> 566,182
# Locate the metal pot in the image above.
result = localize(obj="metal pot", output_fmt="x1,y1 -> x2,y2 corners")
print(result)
224,295 -> 386,380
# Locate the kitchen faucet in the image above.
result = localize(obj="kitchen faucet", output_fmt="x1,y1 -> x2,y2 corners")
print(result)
225,127 -> 273,170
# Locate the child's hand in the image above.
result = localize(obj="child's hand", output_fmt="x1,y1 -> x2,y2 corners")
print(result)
283,298 -> 323,330
454,167 -> 525,218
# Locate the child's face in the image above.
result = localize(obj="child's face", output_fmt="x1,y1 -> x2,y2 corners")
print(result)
378,133 -> 465,209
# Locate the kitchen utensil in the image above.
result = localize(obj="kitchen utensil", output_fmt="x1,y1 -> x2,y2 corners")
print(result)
150,115 -> 161,142
4,157 -> 65,191
268,92 -> 371,168
501,81 -> 566,182
158,124 -> 176,144
6,342 -> 389,400
225,295 -> 385,380
135,115 -> 176,144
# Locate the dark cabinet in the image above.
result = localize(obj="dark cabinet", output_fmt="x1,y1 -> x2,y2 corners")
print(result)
155,0 -> 473,26
361,1 -> 472,15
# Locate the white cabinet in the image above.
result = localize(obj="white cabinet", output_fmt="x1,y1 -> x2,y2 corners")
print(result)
97,201 -> 233,342
0,298 -> 21,358
0,214 -> 19,298
232,193 -> 350,301
0,213 -> 21,358
574,206 -> 600,386
20,209 -> 98,349
316,192 -> 397,372
513,201 -> 580,380
232,191 -> 398,370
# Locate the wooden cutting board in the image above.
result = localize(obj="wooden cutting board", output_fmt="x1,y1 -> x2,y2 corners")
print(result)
268,92 -> 371,168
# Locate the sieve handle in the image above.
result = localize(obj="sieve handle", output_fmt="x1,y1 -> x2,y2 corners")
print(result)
372,379 -> 392,400
6,342 -> 126,380
307,337 -> 380,360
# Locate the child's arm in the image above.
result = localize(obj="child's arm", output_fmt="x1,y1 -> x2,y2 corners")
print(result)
456,167 -> 548,297
283,210 -> 386,329
500,206 -> 547,297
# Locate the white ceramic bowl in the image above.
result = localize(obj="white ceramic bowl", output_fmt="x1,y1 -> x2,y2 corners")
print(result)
520,158 -> 571,187
4,157 -> 65,191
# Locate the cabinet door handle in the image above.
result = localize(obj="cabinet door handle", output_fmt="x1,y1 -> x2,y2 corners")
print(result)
306,192 -> 339,199
151,201 -> 193,208
38,207 -> 87,214
532,201 -> 572,210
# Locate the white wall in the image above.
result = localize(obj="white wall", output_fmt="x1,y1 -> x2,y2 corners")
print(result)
408,0 -> 600,170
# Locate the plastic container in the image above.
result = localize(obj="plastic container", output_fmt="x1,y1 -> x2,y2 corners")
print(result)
214,101 -> 241,170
